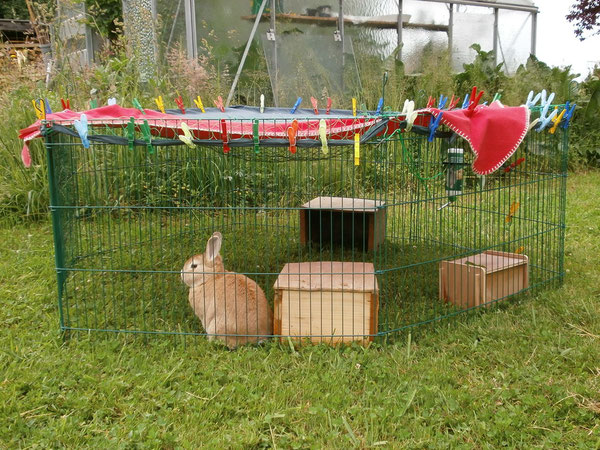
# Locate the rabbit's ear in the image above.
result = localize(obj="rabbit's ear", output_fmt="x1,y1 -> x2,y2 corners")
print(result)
205,232 -> 222,262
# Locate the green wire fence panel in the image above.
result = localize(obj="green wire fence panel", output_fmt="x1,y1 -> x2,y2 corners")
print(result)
43,112 -> 568,346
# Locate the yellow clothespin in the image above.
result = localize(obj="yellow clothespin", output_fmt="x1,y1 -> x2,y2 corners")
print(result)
352,98 -> 357,117
155,95 -> 165,114
354,133 -> 360,166
319,119 -> 328,155
549,107 -> 566,134
506,201 -> 520,223
515,246 -> 525,254
178,122 -> 195,148
194,96 -> 205,113
32,99 -> 45,120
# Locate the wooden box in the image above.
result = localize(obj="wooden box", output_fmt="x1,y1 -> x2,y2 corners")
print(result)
439,250 -> 529,308
273,261 -> 379,345
299,197 -> 386,251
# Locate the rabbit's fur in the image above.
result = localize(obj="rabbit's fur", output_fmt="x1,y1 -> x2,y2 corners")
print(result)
181,232 -> 273,348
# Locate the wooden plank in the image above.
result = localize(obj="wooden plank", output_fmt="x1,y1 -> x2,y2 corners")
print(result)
274,261 -> 378,292
241,13 -> 448,32
0,19 -> 33,33
301,196 -> 384,212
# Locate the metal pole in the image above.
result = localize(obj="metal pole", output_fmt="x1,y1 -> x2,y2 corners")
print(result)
184,0 -> 197,59
530,11 -> 537,56
270,0 -> 278,106
448,3 -> 453,58
493,7 -> 498,66
339,0 -> 345,90
226,0 -> 269,107
397,0 -> 403,61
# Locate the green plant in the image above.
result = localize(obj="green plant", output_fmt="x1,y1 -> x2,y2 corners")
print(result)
455,44 -> 507,96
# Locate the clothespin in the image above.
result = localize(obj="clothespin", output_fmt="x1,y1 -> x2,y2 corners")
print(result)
194,96 -> 205,113
90,99 -> 98,109
73,114 -> 90,149
515,246 -> 525,254
465,86 -> 484,116
549,108 -> 566,134
44,98 -> 52,114
504,157 -> 525,173
310,96 -> 319,115
402,99 -> 418,132
155,95 -> 166,114
352,98 -> 357,117
426,96 -> 435,108
428,112 -> 443,142
448,95 -> 460,110
127,117 -> 135,151
528,117 -> 541,131
21,143 -> 31,168
140,119 -> 154,154
32,99 -> 45,120
289,97 -> 302,114
132,98 -> 145,114
175,95 -> 185,114
287,119 -> 299,154
492,92 -> 501,103
319,119 -> 328,155
220,119 -> 229,153
326,97 -> 332,115
259,94 -> 264,114
214,96 -> 225,112
536,106 -> 558,132
375,97 -> 384,115
540,90 -> 555,111
505,201 -> 520,223
60,98 -> 70,110
561,101 -> 576,129
354,133 -> 360,166
107,97 -> 117,106
437,94 -> 448,110
178,122 -> 195,148
525,90 -> 542,108
461,93 -> 470,109
253,119 -> 260,154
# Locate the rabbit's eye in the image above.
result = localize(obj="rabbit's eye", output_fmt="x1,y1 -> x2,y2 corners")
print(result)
191,264 -> 198,269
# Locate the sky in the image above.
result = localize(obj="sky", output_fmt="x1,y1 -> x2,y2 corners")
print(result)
536,0 -> 600,79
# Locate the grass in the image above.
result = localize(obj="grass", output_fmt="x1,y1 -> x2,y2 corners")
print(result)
0,171 -> 598,447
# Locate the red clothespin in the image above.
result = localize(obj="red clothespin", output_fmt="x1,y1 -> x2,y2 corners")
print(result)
60,98 -> 71,110
214,96 -> 225,112
326,97 -> 332,115
466,86 -> 484,116
426,96 -> 435,108
504,157 -> 525,173
448,94 -> 460,110
311,97 -> 319,115
175,95 -> 185,114
287,119 -> 299,154
220,119 -> 230,153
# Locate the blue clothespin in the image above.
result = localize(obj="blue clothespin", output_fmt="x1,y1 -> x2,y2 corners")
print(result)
561,101 -> 576,129
428,112 -> 443,142
290,97 -> 302,114
461,94 -> 470,109
540,90 -> 555,115
525,90 -> 542,108
536,107 -> 558,132
375,97 -> 384,115
44,98 -> 52,115
437,95 -> 448,110
73,114 -> 90,148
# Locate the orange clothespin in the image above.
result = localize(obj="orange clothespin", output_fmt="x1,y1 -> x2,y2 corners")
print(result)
174,95 -> 185,114
326,97 -> 332,115
426,96 -> 435,108
214,96 -> 225,112
287,119 -> 299,154
506,201 -> 520,223
515,246 -> 525,254
504,157 -> 525,173
220,119 -> 230,153
155,95 -> 166,113
310,96 -> 319,115
448,94 -> 460,110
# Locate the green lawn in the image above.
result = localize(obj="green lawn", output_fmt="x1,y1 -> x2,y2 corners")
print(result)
1,172 -> 599,448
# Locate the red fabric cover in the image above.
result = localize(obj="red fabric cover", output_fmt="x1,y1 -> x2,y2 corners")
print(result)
429,102 -> 530,175
18,105 -> 380,143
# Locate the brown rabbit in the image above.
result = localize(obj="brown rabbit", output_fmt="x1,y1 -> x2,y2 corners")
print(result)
181,232 -> 273,348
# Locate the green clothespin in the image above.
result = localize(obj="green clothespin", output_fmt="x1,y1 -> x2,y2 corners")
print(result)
253,119 -> 260,154
492,92 -> 501,103
90,99 -> 98,109
132,98 -> 145,115
127,117 -> 135,151
140,119 -> 153,154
